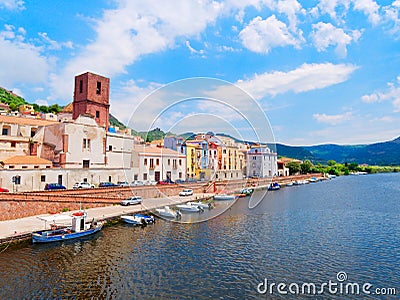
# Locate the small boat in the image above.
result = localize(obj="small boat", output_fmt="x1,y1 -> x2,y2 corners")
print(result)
235,193 -> 247,198
121,214 -> 155,225
32,211 -> 103,243
176,203 -> 202,213
308,177 -> 318,183
188,201 -> 213,210
155,206 -> 182,219
268,182 -> 281,190
214,194 -> 236,201
240,188 -> 254,196
286,181 -> 294,186
293,180 -> 308,185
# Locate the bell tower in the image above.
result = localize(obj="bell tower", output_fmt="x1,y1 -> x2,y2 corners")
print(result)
73,72 -> 110,129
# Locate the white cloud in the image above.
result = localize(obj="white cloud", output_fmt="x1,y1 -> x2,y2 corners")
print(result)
236,63 -> 358,99
273,0 -> 305,31
0,0 -> 24,10
38,32 -> 73,50
352,0 -> 381,25
185,41 -> 205,56
310,22 -> 361,57
35,99 -> 49,106
361,76 -> 400,112
239,15 -> 301,54
313,111 -> 353,125
310,0 -> 350,22
0,25 -> 49,88
49,0 -> 224,101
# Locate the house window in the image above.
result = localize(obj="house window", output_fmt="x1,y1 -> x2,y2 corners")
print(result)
144,158 -> 147,166
79,80 -> 83,93
179,172 -> 182,178
41,175 -> 46,182
83,139 -> 91,151
2,128 -> 9,135
30,129 -> 36,138
150,159 -> 154,168
83,160 -> 90,169
143,173 -> 148,180
173,159 -> 177,169
11,141 -> 16,148
96,111 -> 100,118
109,176 -> 112,182
134,174 -> 138,180
34,166 -> 39,169
96,81 -> 101,95
156,159 -> 159,166
8,166 -> 14,169
109,145 -> 112,151
22,166 -> 28,169
179,159 -> 182,166
223,149 -> 226,154
168,159 -> 170,166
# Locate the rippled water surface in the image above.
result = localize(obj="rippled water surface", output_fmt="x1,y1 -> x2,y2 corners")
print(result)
0,173 -> 399,299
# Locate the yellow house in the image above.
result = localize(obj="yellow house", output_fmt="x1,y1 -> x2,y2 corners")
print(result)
19,104 -> 35,114
185,143 -> 198,179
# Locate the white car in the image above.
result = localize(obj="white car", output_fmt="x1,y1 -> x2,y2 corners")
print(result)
144,180 -> 157,186
120,196 -> 143,206
117,181 -> 130,187
179,189 -> 194,196
73,182 -> 95,189
131,180 -> 144,186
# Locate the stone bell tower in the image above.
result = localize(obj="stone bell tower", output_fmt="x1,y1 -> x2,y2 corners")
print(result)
72,72 -> 110,129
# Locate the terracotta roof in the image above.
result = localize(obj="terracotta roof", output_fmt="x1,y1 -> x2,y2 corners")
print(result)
0,115 -> 57,126
61,102 -> 73,113
1,156 -> 52,165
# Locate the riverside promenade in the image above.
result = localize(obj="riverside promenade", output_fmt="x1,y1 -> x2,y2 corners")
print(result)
0,193 -> 213,245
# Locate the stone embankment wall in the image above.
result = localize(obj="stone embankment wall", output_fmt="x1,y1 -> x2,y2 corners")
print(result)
0,174 -> 323,221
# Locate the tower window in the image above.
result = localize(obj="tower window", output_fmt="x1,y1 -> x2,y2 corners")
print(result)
96,111 -> 100,118
96,81 -> 101,95
79,80 -> 83,93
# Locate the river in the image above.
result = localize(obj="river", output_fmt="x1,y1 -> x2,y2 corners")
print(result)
0,173 -> 399,299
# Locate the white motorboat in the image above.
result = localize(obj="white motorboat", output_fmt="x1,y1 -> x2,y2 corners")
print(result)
176,203 -> 201,213
155,206 -> 181,218
121,214 -> 155,225
214,194 -> 236,201
188,201 -> 212,209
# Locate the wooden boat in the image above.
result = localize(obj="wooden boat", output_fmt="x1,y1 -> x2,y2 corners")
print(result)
214,194 -> 236,201
32,211 -> 102,243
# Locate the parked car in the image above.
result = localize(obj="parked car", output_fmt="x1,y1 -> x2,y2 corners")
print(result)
44,183 -> 66,190
131,180 -> 144,186
175,179 -> 185,184
117,181 -> 130,187
179,189 -> 193,196
143,180 -> 157,186
158,179 -> 175,185
120,196 -> 143,206
0,187 -> 9,192
73,182 -> 95,189
99,182 -> 118,187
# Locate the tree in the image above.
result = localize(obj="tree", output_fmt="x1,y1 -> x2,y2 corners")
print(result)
300,160 -> 313,174
39,105 -> 49,113
327,160 -> 337,166
286,161 -> 301,175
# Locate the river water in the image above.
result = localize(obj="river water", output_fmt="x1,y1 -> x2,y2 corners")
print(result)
0,173 -> 399,299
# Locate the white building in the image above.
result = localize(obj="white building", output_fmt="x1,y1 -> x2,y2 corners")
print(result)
246,146 -> 278,178
133,145 -> 186,182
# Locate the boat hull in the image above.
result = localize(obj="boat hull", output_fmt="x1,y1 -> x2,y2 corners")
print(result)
32,224 -> 103,243
214,195 -> 236,201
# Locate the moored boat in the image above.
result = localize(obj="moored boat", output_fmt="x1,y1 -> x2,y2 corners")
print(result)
188,201 -> 213,210
121,214 -> 155,225
268,182 -> 281,190
155,206 -> 182,219
32,211 -> 103,243
176,203 -> 202,213
214,194 -> 236,201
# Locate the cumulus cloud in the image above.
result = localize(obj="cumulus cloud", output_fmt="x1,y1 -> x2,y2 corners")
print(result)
313,111 -> 353,125
362,76 -> 400,112
352,0 -> 381,25
0,0 -> 24,10
310,22 -> 361,57
38,32 -> 73,50
239,15 -> 300,54
0,25 -> 49,88
236,63 -> 358,99
49,0 -> 224,101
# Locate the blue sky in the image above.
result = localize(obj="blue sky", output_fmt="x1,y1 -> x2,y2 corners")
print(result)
1,0 -> 400,145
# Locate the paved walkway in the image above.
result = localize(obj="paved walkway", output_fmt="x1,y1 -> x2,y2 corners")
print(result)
0,193 -> 213,241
